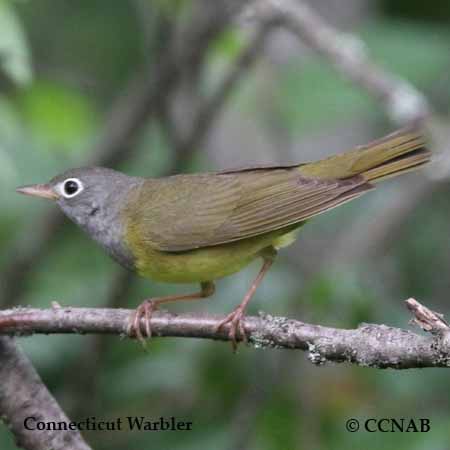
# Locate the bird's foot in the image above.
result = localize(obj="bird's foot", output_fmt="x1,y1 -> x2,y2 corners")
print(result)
216,306 -> 248,352
127,300 -> 158,346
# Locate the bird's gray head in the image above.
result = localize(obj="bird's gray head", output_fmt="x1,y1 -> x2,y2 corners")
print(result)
17,167 -> 138,225
17,167 -> 142,269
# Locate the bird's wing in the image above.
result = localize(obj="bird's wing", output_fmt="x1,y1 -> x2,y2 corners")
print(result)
125,167 -> 372,252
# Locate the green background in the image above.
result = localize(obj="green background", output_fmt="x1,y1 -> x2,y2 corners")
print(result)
1,0 -> 449,448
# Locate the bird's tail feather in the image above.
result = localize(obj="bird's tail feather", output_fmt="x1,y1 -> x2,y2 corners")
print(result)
361,146 -> 431,183
356,128 -> 431,183
299,127 -> 431,182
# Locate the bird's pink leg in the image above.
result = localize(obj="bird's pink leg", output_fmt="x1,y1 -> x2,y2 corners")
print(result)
128,281 -> 215,345
216,254 -> 274,351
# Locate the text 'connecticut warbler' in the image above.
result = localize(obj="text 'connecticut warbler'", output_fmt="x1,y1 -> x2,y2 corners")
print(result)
17,128 -> 430,348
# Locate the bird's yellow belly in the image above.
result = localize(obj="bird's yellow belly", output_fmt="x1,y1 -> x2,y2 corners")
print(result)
126,227 -> 300,284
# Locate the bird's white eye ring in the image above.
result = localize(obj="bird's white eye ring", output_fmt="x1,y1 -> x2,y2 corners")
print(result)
61,178 -> 83,198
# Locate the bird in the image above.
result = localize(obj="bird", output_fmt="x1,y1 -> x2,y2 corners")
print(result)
17,127 -> 430,349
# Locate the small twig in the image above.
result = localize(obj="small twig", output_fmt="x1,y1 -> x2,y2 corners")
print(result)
406,297 -> 450,334
1,298 -> 449,369
0,337 -> 92,450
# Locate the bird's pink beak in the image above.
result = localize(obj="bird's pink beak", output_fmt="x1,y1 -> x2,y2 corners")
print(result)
16,184 -> 59,200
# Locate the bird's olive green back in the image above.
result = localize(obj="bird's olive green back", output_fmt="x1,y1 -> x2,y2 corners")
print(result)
122,168 -> 370,252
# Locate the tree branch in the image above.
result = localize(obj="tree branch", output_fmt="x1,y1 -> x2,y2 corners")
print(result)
0,337 -> 92,450
264,0 -> 450,184
1,298 -> 449,369
252,0 -> 430,124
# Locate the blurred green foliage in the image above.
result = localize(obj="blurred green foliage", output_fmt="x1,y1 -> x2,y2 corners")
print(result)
1,1 -> 450,449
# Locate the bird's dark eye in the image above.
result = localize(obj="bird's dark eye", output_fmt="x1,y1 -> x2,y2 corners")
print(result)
64,180 -> 78,195
62,178 -> 83,198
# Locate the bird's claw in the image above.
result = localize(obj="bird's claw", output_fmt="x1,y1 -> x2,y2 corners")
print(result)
127,300 -> 157,347
215,307 -> 248,352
